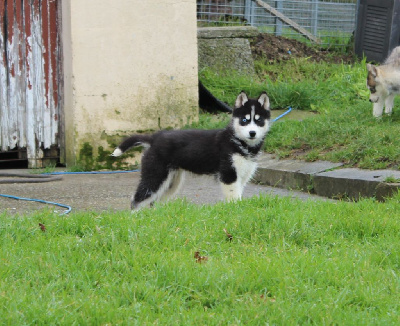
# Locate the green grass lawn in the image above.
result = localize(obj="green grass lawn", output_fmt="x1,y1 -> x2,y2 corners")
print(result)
199,57 -> 400,170
1,194 -> 399,325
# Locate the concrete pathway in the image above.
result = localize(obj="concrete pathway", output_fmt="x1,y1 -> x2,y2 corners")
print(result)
1,152 -> 399,215
0,168 -> 329,215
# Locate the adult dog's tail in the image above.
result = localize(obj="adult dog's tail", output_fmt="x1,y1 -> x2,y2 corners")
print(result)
111,134 -> 153,157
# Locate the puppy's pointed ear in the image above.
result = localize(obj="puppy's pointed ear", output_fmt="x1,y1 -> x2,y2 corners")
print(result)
258,92 -> 270,111
234,91 -> 248,109
367,63 -> 378,77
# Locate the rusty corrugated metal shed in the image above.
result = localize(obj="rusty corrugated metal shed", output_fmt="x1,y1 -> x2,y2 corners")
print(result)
0,0 -> 62,168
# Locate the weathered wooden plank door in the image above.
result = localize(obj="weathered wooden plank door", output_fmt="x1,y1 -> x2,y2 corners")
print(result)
0,0 -> 62,168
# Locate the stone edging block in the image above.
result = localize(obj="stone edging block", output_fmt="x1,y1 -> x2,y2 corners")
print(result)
313,168 -> 400,201
254,154 -> 400,201
254,154 -> 342,192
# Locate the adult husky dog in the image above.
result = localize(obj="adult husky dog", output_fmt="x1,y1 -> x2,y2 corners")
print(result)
367,46 -> 400,117
112,91 -> 271,210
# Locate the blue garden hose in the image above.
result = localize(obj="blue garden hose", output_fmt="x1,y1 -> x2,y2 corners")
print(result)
273,107 -> 292,122
44,170 -> 139,175
0,170 -> 139,215
0,193 -> 72,215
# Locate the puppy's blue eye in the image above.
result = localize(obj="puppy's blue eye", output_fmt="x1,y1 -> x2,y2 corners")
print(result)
242,118 -> 247,122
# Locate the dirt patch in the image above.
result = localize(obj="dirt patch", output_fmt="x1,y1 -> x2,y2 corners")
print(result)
251,33 -> 355,64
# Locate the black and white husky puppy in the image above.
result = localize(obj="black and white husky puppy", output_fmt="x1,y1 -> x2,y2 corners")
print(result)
112,91 -> 271,210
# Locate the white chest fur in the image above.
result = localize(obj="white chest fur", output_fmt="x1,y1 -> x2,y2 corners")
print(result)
231,153 -> 258,184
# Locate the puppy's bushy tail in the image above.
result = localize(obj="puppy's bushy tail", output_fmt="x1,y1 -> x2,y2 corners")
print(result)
111,134 -> 153,157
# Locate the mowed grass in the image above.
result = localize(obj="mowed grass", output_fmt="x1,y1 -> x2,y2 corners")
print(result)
1,194 -> 399,325
199,57 -> 400,169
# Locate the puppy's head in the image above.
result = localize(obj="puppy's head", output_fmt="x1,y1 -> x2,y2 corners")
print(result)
232,91 -> 271,146
366,63 -> 382,103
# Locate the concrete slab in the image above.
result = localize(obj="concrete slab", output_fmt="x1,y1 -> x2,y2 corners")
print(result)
0,169 -> 331,215
314,168 -> 400,201
254,154 -> 343,191
255,154 -> 400,201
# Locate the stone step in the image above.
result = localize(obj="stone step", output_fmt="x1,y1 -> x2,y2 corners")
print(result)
254,154 -> 400,201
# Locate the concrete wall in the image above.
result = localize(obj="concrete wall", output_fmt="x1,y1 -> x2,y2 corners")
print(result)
61,0 -> 198,166
198,26 -> 258,76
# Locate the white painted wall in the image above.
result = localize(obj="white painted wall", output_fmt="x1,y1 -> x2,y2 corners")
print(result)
62,0 -> 198,166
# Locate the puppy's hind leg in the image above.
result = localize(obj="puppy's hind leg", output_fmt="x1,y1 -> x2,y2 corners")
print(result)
131,181 -> 158,210
131,169 -> 173,210
160,170 -> 185,202
384,94 -> 395,115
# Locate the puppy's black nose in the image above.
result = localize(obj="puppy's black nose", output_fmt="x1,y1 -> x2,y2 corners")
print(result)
249,131 -> 256,138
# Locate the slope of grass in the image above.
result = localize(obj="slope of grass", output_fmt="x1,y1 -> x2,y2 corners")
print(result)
199,58 -> 400,169
1,195 -> 399,324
